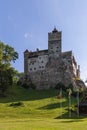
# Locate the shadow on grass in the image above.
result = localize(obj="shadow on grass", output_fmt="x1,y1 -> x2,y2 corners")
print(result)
38,101 -> 67,110
55,109 -> 87,120
0,86 -> 59,103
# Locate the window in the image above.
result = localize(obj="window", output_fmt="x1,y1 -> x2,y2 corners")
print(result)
41,61 -> 43,63
34,68 -> 36,70
42,66 -> 44,68
30,68 -> 32,71
39,66 -> 41,68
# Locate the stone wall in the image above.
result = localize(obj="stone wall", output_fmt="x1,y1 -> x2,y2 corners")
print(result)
28,54 -> 77,90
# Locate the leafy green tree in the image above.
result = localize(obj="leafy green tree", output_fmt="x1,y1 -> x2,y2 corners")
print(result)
0,41 -> 18,96
13,71 -> 24,84
0,41 -> 18,64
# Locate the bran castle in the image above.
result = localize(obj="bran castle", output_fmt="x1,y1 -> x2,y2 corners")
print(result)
24,27 -> 81,89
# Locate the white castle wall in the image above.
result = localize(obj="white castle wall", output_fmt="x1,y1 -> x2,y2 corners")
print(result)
28,54 -> 48,72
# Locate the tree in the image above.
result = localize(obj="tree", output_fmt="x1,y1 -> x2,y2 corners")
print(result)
0,41 -> 18,96
0,65 -> 12,96
13,71 -> 24,84
0,41 -> 18,64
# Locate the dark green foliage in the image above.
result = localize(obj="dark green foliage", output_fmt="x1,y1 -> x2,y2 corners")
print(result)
22,83 -> 29,89
31,83 -> 36,89
17,76 -> 36,90
0,67 -> 13,96
67,84 -> 73,91
17,80 -> 22,86
0,41 -> 19,96
55,82 -> 66,91
72,89 -> 84,98
0,41 -> 18,63
21,82 -> 36,89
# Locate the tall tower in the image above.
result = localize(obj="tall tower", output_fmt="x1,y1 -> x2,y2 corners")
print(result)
48,27 -> 62,57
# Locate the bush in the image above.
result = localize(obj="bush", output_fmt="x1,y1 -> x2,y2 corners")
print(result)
55,82 -> 65,90
67,84 -> 74,91
21,82 -> 36,89
22,83 -> 30,89
31,83 -> 36,89
17,76 -> 36,89
17,80 -> 21,86
72,88 -> 84,97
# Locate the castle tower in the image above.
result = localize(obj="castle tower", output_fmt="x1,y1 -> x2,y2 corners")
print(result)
24,49 -> 29,75
48,27 -> 62,57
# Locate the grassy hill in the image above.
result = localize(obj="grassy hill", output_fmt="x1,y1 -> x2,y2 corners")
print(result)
0,85 -> 87,130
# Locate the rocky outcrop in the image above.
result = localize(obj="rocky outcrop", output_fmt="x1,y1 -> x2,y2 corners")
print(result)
28,56 -> 79,90
75,79 -> 86,89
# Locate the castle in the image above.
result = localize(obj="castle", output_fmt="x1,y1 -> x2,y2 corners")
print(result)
24,27 -> 80,89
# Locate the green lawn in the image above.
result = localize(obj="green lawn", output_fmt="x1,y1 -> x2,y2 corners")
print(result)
0,86 -> 87,130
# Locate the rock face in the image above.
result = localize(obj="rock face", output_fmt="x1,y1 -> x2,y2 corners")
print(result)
75,80 -> 86,89
24,28 -> 82,90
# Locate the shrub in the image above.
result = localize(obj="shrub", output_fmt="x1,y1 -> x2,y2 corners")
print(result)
17,80 -> 21,86
67,84 -> 74,91
31,83 -> 36,89
21,82 -> 36,89
55,82 -> 66,91
22,83 -> 30,89
72,88 -> 84,97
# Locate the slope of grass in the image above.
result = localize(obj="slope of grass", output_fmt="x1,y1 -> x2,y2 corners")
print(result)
0,85 -> 87,130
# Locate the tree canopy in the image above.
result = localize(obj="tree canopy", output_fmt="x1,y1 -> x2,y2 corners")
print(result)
0,41 -> 19,96
0,41 -> 18,64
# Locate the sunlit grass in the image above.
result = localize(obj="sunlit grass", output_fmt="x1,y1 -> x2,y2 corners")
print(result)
0,85 -> 87,130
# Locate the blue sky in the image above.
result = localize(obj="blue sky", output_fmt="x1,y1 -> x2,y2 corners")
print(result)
0,0 -> 87,81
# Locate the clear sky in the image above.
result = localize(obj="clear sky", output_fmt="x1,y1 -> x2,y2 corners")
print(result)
0,0 -> 87,81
